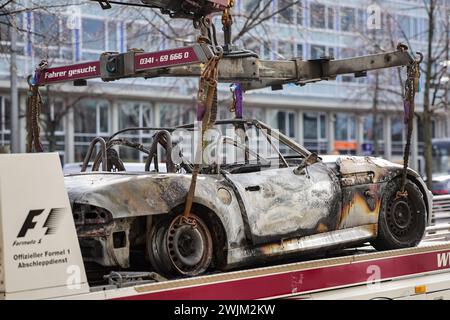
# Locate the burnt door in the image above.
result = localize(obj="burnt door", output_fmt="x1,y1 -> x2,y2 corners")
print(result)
227,162 -> 341,244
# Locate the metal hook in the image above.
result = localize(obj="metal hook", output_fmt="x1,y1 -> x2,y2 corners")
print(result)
415,52 -> 424,64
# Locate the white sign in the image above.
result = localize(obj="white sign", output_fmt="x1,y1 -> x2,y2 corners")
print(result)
0,153 -> 88,299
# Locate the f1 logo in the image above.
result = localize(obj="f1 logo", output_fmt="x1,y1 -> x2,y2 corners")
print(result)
17,208 -> 65,238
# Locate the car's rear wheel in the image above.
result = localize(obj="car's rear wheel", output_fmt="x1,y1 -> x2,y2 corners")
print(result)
148,214 -> 213,277
371,178 -> 426,250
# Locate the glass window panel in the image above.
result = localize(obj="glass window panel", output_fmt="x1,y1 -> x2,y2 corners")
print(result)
142,104 -> 153,127
303,113 -> 318,140
277,41 -> 294,59
327,7 -> 335,29
160,104 -> 181,127
244,0 -> 260,14
34,13 -> 59,42
320,114 -> 326,139
398,15 -> 411,38
60,17 -> 73,45
349,115 -> 356,140
340,7 -> 355,32
82,18 -> 105,51
278,0 -> 295,24
296,2 -> 303,25
328,47 -> 335,58
310,3 -> 325,29
277,111 -> 287,134
288,113 -> 295,138
108,21 -> 117,51
296,44 -> 303,57
391,117 -> 403,142
74,100 -> 97,134
99,102 -> 109,133
364,115 -> 374,141
0,15 -> 11,42
335,113 -> 350,141
311,45 -> 325,59
243,107 -> 265,121
0,98 -> 3,131
119,102 -> 140,129
4,98 -> 10,130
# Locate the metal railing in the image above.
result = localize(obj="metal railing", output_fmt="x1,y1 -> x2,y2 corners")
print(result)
425,195 -> 450,241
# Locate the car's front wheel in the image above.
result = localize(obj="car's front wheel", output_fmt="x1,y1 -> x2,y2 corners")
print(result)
148,213 -> 213,278
371,178 -> 426,251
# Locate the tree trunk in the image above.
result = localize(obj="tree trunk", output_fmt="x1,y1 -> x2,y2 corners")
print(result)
372,71 -> 380,157
423,0 -> 435,189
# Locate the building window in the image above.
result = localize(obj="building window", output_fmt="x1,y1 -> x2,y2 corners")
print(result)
296,2 -> 303,25
107,21 -> 118,51
74,99 -> 110,162
303,112 -> 327,154
334,113 -> 356,154
160,104 -> 195,127
267,109 -> 296,155
363,115 -> 384,156
340,47 -> 358,81
81,17 -> 106,60
309,45 -> 334,59
0,96 -> 11,147
340,7 -> 356,32
39,99 -> 66,157
391,116 -> 404,155
243,106 -> 265,121
311,45 -> 325,59
327,7 -> 335,30
310,3 -> 326,29
268,110 -> 296,139
118,101 -> 153,162
33,13 -> 74,62
278,0 -> 303,25
278,0 -> 295,24
243,0 -> 260,15
296,43 -> 303,57
82,18 -> 105,50
126,22 -> 163,51
277,41 -> 295,59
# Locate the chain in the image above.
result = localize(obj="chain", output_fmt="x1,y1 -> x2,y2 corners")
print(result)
182,43 -> 222,218
397,51 -> 422,198
221,0 -> 234,49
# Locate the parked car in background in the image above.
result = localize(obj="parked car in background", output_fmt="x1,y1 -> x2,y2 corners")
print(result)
430,138 -> 450,195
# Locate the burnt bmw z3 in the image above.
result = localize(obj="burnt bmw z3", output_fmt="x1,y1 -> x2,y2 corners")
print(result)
65,119 -> 432,278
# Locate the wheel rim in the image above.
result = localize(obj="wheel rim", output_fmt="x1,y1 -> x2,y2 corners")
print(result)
165,215 -> 213,276
386,195 -> 416,239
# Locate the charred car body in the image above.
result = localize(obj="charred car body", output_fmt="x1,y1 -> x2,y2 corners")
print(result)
65,119 -> 432,277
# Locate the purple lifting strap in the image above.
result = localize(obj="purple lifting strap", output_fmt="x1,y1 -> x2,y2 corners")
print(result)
231,83 -> 243,119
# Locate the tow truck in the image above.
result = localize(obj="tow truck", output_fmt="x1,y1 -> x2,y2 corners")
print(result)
2,0 -> 450,300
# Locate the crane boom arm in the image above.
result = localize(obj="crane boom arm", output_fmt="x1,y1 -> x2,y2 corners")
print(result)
34,44 -> 414,91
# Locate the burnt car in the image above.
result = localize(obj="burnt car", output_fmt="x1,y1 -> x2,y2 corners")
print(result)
65,119 -> 432,278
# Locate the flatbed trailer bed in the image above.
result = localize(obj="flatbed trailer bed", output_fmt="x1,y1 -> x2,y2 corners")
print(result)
65,241 -> 450,300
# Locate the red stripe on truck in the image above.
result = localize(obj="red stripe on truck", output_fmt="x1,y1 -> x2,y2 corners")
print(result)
116,249 -> 450,300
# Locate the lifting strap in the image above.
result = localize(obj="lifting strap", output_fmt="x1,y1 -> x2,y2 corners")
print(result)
26,60 -> 47,153
398,50 -> 422,197
230,82 -> 243,119
182,45 -> 222,219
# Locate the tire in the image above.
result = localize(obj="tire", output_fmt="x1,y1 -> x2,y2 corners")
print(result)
147,214 -> 213,278
371,178 -> 426,251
